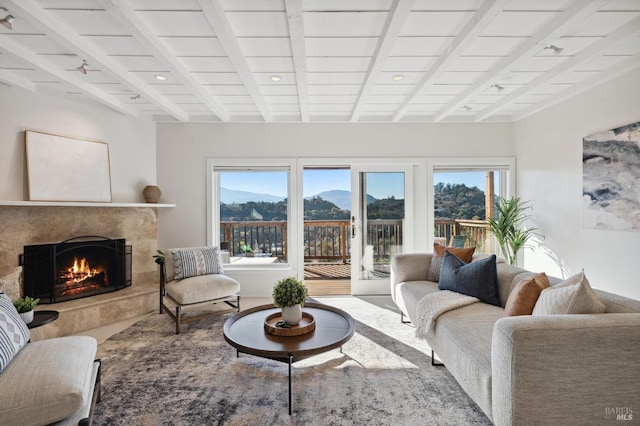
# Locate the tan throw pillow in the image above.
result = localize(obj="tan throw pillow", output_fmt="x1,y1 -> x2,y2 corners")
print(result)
504,273 -> 550,316
426,244 -> 476,282
532,271 -> 605,315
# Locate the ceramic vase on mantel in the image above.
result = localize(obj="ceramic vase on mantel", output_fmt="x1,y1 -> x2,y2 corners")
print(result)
281,304 -> 302,326
143,185 -> 161,203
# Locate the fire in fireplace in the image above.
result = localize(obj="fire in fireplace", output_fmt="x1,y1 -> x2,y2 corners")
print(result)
21,236 -> 132,303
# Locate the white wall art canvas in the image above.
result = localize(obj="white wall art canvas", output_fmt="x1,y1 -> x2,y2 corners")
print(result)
25,131 -> 112,202
583,121 -> 640,231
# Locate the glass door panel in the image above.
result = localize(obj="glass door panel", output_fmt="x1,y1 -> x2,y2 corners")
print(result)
351,166 -> 412,295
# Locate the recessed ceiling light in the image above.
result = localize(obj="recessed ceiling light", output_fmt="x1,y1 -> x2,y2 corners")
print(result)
461,105 -> 472,112
491,84 -> 505,93
155,74 -> 167,81
392,74 -> 404,81
270,75 -> 281,82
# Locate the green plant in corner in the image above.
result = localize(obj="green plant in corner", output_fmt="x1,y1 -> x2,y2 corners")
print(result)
13,296 -> 39,313
272,277 -> 308,308
487,196 -> 538,266
153,249 -> 165,265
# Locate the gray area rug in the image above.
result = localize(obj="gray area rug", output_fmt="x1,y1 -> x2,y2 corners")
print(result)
93,297 -> 491,425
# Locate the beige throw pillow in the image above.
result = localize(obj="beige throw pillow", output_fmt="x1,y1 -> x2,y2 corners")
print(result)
532,271 -> 605,315
505,273 -> 550,316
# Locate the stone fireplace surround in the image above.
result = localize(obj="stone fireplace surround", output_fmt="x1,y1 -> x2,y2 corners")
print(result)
0,205 -> 160,340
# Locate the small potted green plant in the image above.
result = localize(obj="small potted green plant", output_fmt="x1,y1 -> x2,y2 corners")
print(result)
13,296 -> 40,325
240,243 -> 254,257
272,277 -> 308,325
153,249 -> 165,265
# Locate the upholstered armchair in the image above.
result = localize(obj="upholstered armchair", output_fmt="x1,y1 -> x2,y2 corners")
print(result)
159,246 -> 240,334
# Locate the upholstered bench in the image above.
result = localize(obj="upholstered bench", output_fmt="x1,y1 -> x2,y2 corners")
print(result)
160,246 -> 240,334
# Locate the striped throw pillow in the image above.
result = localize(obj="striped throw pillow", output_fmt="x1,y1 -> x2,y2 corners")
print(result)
0,292 -> 31,372
173,247 -> 224,280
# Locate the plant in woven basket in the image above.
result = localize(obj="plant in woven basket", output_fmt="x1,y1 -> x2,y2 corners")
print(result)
272,277 -> 308,308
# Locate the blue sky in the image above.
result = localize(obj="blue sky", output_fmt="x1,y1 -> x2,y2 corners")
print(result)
220,169 -> 487,198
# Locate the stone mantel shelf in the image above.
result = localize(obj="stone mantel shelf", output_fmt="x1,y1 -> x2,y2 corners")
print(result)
0,201 -> 175,208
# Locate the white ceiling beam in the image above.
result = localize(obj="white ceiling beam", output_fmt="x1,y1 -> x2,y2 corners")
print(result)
435,0 -> 607,122
197,0 -> 273,122
98,0 -> 229,122
391,0 -> 509,122
475,15 -> 640,121
284,0 -> 308,122
3,0 -> 188,121
512,52 -> 640,122
0,36 -> 138,116
350,0 -> 415,122
0,68 -> 35,91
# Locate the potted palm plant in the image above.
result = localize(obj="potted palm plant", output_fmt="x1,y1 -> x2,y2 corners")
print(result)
13,296 -> 40,324
487,196 -> 538,266
272,277 -> 308,325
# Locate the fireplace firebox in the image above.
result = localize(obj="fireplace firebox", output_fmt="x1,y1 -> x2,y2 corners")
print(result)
21,236 -> 132,303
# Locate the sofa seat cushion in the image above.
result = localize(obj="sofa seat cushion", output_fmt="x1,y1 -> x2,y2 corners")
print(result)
427,302 -> 504,419
0,336 -> 97,426
166,274 -> 240,305
397,281 -> 440,323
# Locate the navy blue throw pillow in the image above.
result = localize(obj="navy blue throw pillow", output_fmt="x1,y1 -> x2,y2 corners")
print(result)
438,252 -> 500,306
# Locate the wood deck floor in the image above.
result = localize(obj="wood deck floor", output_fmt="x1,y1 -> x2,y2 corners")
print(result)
304,263 -> 351,296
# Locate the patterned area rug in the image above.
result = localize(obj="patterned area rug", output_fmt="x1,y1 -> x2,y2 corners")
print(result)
93,297 -> 491,425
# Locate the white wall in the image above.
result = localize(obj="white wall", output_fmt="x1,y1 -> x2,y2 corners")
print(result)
0,85 -> 157,202
515,69 -> 640,300
157,122 -> 514,295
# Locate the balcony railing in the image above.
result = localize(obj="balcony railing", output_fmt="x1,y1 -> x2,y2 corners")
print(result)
220,218 -> 490,262
434,219 -> 490,253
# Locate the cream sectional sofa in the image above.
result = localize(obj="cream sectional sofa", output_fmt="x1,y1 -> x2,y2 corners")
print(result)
390,253 -> 640,426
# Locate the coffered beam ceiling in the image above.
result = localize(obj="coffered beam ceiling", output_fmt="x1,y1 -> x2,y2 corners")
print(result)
475,14 -> 640,121
351,0 -> 415,122
0,31 -> 138,116
197,0 -> 272,122
98,0 -> 229,121
392,0 -> 508,122
0,67 -> 35,92
284,0 -> 308,122
436,0 -> 609,122
0,0 -> 638,122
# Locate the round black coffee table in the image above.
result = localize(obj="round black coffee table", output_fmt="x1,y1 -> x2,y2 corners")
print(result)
223,302 -> 355,414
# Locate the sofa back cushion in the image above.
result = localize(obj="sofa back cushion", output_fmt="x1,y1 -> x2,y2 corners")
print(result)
438,252 -> 500,306
0,292 -> 30,373
593,289 -> 640,313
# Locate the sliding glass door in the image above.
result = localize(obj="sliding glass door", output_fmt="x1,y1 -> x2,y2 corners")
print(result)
350,165 -> 413,295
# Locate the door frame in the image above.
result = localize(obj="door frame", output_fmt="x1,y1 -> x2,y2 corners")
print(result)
297,158 -> 423,295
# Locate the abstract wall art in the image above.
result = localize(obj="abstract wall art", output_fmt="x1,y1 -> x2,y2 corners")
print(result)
583,121 -> 640,231
25,130 -> 112,202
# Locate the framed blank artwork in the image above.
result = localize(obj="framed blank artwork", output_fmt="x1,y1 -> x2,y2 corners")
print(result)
25,130 -> 112,202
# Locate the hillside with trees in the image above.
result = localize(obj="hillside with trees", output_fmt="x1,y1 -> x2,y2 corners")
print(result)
434,182 -> 486,220
220,183 -> 485,222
